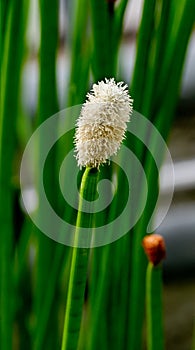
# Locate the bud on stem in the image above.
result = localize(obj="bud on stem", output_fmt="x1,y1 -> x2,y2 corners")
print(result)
142,234 -> 166,266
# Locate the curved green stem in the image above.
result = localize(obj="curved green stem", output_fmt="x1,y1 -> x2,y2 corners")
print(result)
61,167 -> 99,350
146,262 -> 164,350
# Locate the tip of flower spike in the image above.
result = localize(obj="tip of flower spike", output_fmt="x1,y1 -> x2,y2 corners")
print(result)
74,78 -> 133,168
142,234 -> 166,266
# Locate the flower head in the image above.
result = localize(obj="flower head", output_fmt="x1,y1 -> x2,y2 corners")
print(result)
75,78 -> 133,168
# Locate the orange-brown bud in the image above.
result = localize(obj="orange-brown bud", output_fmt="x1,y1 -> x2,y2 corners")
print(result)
142,234 -> 166,266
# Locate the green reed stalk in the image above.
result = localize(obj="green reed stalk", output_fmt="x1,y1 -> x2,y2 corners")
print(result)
127,1 -> 195,348
14,220 -> 32,286
127,160 -> 159,350
90,237 -> 131,350
141,0 -> 171,118
153,0 -> 195,131
153,0 -> 195,116
143,234 -> 166,350
131,0 -> 156,112
126,3 -> 156,349
34,0 -> 59,349
146,263 -> 164,350
88,165 -> 130,350
86,2 -> 129,348
0,1 -> 27,348
34,246 -> 69,350
67,0 -> 90,106
34,0 -> 91,346
61,167 -> 99,350
90,0 -> 115,80
46,1 -> 91,345
90,0 -> 127,80
0,0 -> 10,69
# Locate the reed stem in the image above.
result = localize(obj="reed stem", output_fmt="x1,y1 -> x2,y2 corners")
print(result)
61,167 -> 99,350
146,262 -> 164,350
0,0 -> 27,347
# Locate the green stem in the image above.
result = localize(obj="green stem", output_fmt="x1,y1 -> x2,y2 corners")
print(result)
129,0 -> 157,189
141,0 -> 171,118
131,0 -> 156,112
67,0 -> 90,106
34,245 -> 69,350
0,1 -> 27,348
153,0 -> 195,116
83,2 -> 129,347
34,1 -> 59,348
14,219 -> 32,287
88,164 -> 130,350
115,0 -> 129,33
127,3 -> 194,348
38,0 -> 59,123
90,0 -> 125,80
0,0 -> 11,70
146,262 -> 164,350
61,167 -> 99,350
90,0 -> 113,79
126,151 -> 159,350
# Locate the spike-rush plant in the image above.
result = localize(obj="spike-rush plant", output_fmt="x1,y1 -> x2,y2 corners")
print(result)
61,79 -> 132,350
0,0 -> 194,349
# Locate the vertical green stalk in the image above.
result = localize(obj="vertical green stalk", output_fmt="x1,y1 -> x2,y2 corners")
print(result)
92,238 -> 130,350
141,0 -> 171,118
153,0 -> 195,115
0,0 -> 27,348
153,0 -> 195,131
127,2 -> 195,349
67,0 -> 90,106
34,245 -> 68,350
127,163 -> 159,350
90,0 -> 128,80
146,263 -> 164,350
38,0 -> 59,123
88,165 -> 130,350
0,0 -> 11,69
87,2 -> 129,348
61,167 -> 99,350
126,4 -> 156,345
90,0 -> 115,79
34,0 -> 91,345
34,0 -> 59,349
131,0 -> 156,112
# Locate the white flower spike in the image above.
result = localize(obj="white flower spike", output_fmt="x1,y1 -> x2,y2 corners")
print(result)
75,78 -> 133,168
